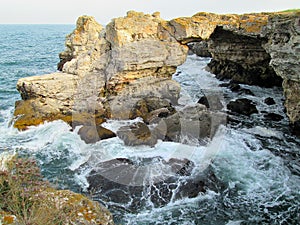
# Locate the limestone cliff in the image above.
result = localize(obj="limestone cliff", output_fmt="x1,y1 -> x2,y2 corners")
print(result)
13,10 -> 300,135
14,12 -> 187,129
261,12 -> 300,134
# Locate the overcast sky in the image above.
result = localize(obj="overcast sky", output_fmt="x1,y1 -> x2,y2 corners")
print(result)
0,0 -> 299,24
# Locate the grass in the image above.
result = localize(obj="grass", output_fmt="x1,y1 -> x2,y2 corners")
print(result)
0,156 -> 61,224
280,9 -> 300,12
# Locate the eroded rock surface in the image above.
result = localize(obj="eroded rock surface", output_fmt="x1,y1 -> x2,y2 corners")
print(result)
13,10 -> 300,136
261,12 -> 300,133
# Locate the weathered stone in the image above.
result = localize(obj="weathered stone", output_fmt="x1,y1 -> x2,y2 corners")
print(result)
59,15 -> 110,76
14,72 -> 108,130
227,98 -> 258,116
261,12 -> 300,131
154,104 -> 226,143
13,10 -> 300,136
207,27 -> 282,87
188,41 -> 212,57
117,122 -> 157,146
78,125 -> 116,144
169,12 -> 269,43
129,97 -> 176,123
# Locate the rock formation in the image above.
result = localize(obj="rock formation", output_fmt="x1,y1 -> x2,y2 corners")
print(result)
261,12 -> 300,134
13,10 -> 300,135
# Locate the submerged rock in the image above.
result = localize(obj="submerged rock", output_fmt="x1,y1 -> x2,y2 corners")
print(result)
86,157 -> 223,211
264,112 -> 284,121
264,97 -> 276,105
227,98 -> 258,116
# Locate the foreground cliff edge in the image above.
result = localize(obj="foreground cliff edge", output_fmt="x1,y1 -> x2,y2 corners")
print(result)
13,10 -> 300,136
0,152 -> 114,225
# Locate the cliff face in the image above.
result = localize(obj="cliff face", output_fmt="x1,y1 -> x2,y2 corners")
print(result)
261,13 -> 300,133
13,10 -> 300,134
15,12 -> 187,129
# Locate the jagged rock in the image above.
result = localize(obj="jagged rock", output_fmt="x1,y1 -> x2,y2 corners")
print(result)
264,97 -> 276,105
14,12 -> 189,129
117,122 -> 157,146
78,125 -> 116,144
58,15 -> 110,75
227,98 -> 258,116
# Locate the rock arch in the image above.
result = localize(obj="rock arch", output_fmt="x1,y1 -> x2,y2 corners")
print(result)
14,11 -> 300,135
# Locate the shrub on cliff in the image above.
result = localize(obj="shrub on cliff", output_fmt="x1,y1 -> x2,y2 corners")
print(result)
0,153 -> 114,225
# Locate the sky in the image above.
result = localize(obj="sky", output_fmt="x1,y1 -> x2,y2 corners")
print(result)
0,0 -> 299,24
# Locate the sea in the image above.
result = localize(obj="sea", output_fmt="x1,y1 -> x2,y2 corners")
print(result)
0,25 -> 299,225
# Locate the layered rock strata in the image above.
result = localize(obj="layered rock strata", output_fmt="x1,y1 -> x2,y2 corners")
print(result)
261,12 -> 300,134
14,10 -> 300,135
14,12 -> 187,130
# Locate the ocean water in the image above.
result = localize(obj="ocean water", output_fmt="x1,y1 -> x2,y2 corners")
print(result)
0,25 -> 300,225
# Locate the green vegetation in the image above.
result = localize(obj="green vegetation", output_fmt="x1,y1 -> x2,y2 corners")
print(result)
280,9 -> 300,12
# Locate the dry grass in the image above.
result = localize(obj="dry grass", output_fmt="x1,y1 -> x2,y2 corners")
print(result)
0,155 -> 113,225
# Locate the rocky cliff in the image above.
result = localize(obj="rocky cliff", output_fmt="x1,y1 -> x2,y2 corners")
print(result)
261,12 -> 300,134
13,10 -> 300,135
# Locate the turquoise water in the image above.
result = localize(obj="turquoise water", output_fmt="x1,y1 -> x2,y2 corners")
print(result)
0,25 -> 299,224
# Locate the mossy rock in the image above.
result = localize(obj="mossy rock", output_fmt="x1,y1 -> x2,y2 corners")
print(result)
13,100 -> 107,130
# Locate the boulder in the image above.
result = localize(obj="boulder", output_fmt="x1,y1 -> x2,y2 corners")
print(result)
264,97 -> 276,105
154,104 -> 226,143
117,122 -> 157,146
78,125 -> 116,144
129,97 -> 176,123
227,98 -> 258,116
264,113 -> 284,121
